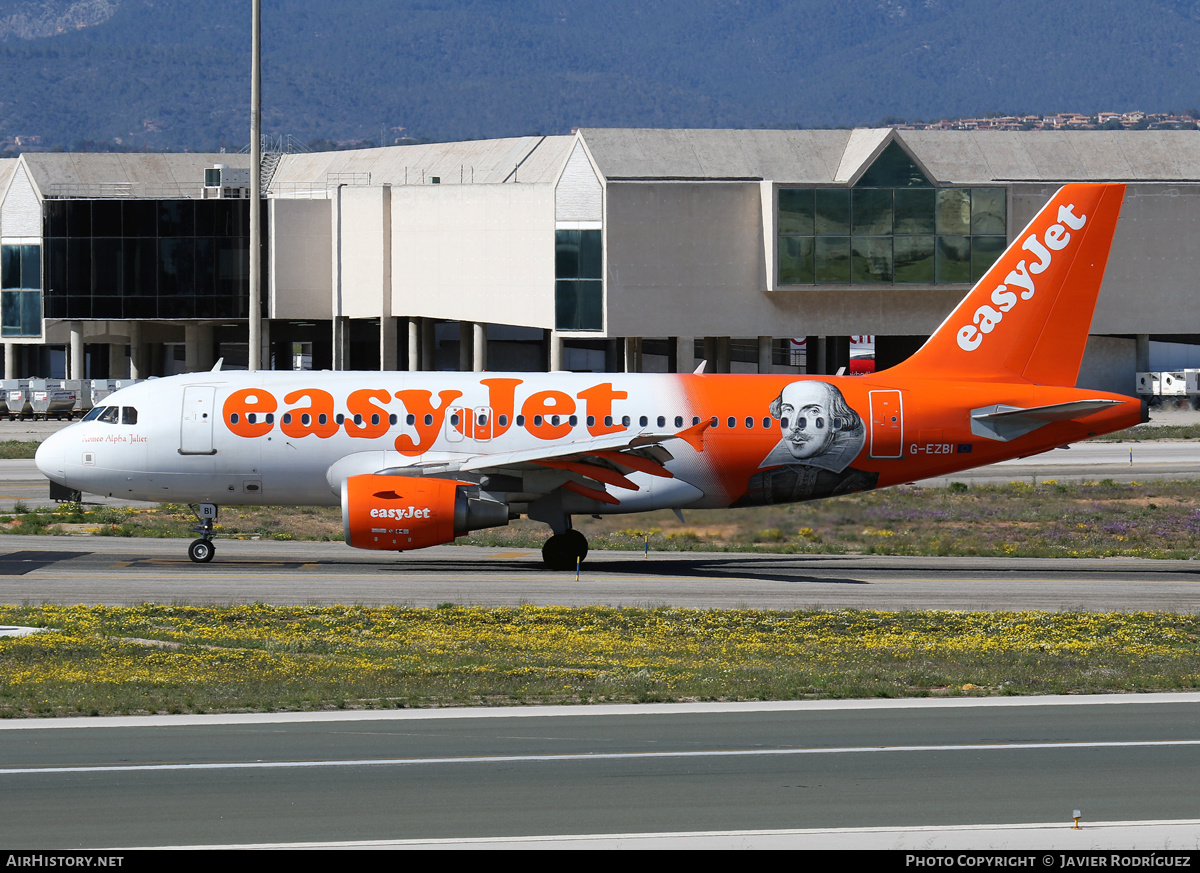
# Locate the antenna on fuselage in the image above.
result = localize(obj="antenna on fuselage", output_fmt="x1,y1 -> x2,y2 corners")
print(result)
211,358 -> 224,372
693,360 -> 707,374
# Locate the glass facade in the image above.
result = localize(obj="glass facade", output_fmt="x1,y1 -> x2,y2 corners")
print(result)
555,228 -> 602,331
42,199 -> 265,320
1,244 -> 42,337
778,143 -> 1006,286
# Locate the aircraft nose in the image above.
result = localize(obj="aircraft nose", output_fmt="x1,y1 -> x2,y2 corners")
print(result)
35,430 -> 67,483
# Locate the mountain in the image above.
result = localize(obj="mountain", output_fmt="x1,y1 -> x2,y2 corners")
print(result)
1,0 -> 1199,150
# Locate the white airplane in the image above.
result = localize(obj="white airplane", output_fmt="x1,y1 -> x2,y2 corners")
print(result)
36,184 -> 1144,568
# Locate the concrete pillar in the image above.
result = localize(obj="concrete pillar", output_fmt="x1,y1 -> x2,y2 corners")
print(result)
258,319 -> 270,371
715,337 -> 731,374
458,322 -> 472,371
407,318 -> 420,371
332,316 -> 349,370
757,336 -> 773,374
624,337 -> 642,373
5,343 -> 15,379
420,319 -> 435,371
702,336 -> 717,370
108,343 -> 126,379
1136,334 -> 1151,372
184,323 -> 201,373
806,335 -> 825,375
548,331 -> 564,372
472,322 -> 486,372
129,323 -> 145,380
380,317 -> 398,371
69,323 -> 84,380
672,335 -> 694,373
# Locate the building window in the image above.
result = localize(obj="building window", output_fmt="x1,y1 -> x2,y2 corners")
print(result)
1,244 -> 41,337
778,144 -> 1006,286
42,199 -> 264,320
555,229 -> 602,331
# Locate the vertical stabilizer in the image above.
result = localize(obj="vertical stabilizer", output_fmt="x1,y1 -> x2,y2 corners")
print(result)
893,184 -> 1125,386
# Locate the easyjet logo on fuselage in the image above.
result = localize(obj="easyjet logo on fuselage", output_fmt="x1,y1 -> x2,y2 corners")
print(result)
956,203 -> 1087,352
221,377 -> 631,457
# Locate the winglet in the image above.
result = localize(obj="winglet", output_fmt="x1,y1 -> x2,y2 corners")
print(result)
674,418 -> 713,451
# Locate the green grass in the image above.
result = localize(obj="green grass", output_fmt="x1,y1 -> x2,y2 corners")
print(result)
2,604 -> 1199,717
11,478 -> 1200,559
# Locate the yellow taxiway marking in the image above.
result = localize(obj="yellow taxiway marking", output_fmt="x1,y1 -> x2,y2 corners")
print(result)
487,551 -> 535,559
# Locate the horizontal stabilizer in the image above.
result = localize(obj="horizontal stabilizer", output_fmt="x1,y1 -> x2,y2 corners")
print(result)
970,399 -> 1122,442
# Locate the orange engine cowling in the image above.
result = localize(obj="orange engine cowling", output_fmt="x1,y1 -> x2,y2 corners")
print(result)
341,474 -> 509,551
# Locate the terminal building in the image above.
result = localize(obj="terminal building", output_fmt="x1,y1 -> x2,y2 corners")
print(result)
3,128 -> 1200,394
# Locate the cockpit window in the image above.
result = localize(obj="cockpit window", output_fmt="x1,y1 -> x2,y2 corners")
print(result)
121,407 -> 137,425
97,406 -> 119,424
82,406 -> 105,422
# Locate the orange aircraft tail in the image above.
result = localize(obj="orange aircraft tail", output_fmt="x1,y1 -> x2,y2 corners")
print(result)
892,183 -> 1125,386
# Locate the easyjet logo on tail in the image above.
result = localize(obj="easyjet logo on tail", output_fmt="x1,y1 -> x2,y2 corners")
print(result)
956,203 -> 1088,352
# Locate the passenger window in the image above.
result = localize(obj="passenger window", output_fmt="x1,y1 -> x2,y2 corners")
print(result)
450,414 -> 460,427
266,413 -> 274,424
550,415 -> 560,426
745,417 -> 753,429
762,416 -> 771,428
639,416 -> 648,427
621,416 -> 631,427
675,416 -> 684,428
727,416 -> 736,428
423,414 -> 433,426
516,415 -> 525,426
371,414 -> 381,426
353,414 -> 363,425
247,412 -> 256,425
780,417 -> 789,429
534,415 -> 543,426
282,413 -> 293,425
657,416 -> 666,428
569,415 -> 578,426
604,415 -> 613,427
797,417 -> 806,429
301,413 -> 312,426
498,414 -> 508,427
587,415 -> 595,427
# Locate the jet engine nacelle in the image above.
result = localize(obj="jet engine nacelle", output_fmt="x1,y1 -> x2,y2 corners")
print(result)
341,473 -> 509,551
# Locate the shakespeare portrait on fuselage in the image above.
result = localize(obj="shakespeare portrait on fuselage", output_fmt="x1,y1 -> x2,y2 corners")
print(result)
36,184 -> 1144,568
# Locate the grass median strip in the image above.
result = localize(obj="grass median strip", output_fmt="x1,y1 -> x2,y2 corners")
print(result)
3,604 -> 1200,717
9,478 -> 1199,559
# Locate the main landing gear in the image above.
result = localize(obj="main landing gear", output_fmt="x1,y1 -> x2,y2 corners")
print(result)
188,503 -> 218,563
542,529 -> 589,571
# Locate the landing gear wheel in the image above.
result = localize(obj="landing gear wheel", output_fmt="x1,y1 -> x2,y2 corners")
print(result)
542,530 -> 589,570
188,538 -> 215,563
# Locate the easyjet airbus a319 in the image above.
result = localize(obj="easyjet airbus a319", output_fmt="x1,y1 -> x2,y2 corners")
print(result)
36,184 -> 1144,568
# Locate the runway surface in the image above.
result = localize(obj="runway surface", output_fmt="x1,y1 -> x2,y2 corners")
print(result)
3,537 -> 1200,610
4,696 -> 1200,849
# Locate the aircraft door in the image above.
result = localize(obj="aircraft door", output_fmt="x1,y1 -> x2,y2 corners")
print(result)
473,406 -> 493,441
180,386 -> 217,455
445,406 -> 465,443
869,389 -> 904,459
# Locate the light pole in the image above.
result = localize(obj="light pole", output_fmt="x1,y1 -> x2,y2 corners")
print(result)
249,0 -> 262,371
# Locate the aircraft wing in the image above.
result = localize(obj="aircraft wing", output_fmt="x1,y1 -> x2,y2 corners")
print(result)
327,419 -> 714,505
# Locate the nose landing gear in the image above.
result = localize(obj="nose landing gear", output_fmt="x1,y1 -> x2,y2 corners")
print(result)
187,503 -> 218,563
